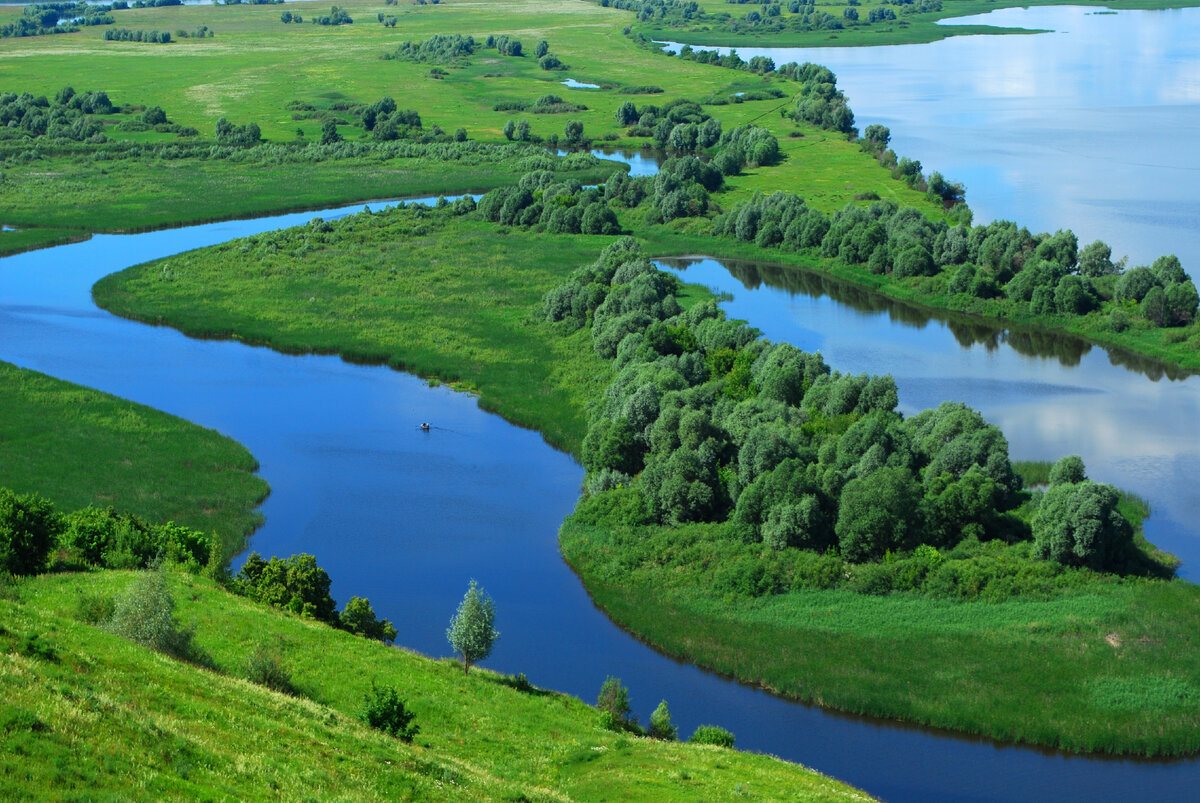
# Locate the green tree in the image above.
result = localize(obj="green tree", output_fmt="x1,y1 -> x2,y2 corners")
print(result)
835,466 -> 923,562
1048,454 -> 1086,486
1032,480 -> 1131,571
596,675 -> 635,731
340,596 -> 398,643
689,724 -> 735,747
648,700 -> 678,740
446,579 -> 498,674
534,39 -> 549,58
563,119 -> 584,146
502,119 -> 515,140
0,488 -> 59,576
108,570 -> 198,659
319,118 -> 341,145
1078,240 -> 1114,277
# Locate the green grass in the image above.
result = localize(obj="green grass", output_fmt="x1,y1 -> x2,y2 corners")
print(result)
93,211 -> 620,453
559,517 -> 1200,757
0,361 -> 267,558
0,569 -> 870,801
0,227 -> 90,258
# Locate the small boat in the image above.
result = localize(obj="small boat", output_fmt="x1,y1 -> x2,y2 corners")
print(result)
420,422 -> 430,431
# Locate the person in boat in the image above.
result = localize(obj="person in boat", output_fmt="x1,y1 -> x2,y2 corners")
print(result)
420,422 -> 430,431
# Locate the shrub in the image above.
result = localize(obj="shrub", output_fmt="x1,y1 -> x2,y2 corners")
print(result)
648,700 -> 678,740
689,724 -> 735,747
361,682 -> 419,741
244,646 -> 297,695
340,596 -> 398,643
107,570 -> 199,660
75,591 -> 115,624
597,675 -> 635,731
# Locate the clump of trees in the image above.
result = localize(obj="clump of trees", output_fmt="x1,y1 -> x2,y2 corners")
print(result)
390,33 -> 477,64
311,5 -> 352,25
781,62 -> 855,134
544,240 -> 1160,599
104,28 -> 172,42
0,88 -> 113,144
2,2 -> 113,38
235,552 -> 398,643
476,170 -> 620,234
215,117 -> 262,147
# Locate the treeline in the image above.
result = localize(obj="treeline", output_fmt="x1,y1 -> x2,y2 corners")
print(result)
104,28 -> 172,42
715,190 -> 1198,330
385,32 -> 525,65
0,87 -> 112,144
2,2 -> 113,38
0,486 -> 398,646
475,170 -> 619,234
495,93 -> 588,116
595,0 -> 939,35
542,240 -> 1156,591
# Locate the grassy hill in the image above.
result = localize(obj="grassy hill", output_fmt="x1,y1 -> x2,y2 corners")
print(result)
1,569 -> 871,801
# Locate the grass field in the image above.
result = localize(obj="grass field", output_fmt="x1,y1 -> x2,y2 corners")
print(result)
0,361 -> 268,557
560,517 -> 1200,756
0,569 -> 870,800
93,211 -> 619,453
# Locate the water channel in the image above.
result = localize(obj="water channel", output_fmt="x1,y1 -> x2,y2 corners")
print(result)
4,8 -> 1200,799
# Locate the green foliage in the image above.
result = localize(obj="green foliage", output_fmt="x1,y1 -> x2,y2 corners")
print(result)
360,682 -> 419,742
74,590 -> 115,625
446,579 -> 498,674
60,505 -> 213,571
596,676 -> 636,732
235,552 -> 338,623
107,570 -> 200,661
244,646 -> 298,695
340,595 -> 398,643
1032,480 -> 1133,571
0,488 -> 59,576
689,724 -> 735,748
648,699 -> 678,741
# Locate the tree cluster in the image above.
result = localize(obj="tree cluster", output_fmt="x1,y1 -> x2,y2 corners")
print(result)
780,62 -> 855,135
2,3 -> 113,38
475,170 -> 620,234
713,190 -> 1198,328
215,117 -> 262,147
389,33 -> 478,64
311,6 -> 352,25
236,552 -> 398,642
103,28 -> 172,42
0,88 -> 110,144
545,240 -> 1027,563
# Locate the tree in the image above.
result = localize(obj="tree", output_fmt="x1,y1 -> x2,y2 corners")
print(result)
515,119 -> 531,142
563,119 -> 584,147
1078,240 -> 1114,277
340,596 -> 398,643
319,118 -> 341,145
446,579 -> 498,674
107,570 -> 198,660
648,700 -> 677,740
0,488 -> 59,576
615,100 -> 638,126
1032,480 -> 1131,571
534,39 -> 549,58
1048,454 -> 1086,486
835,466 -> 923,562
596,675 -> 635,731
502,119 -> 515,140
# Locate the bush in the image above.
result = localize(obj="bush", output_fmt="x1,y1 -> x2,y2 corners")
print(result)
0,488 -> 60,576
689,724 -> 735,747
339,596 -> 398,643
648,700 -> 678,740
361,682 -> 419,741
597,675 -> 636,731
244,646 -> 297,695
107,570 -> 199,660
75,591 -> 115,624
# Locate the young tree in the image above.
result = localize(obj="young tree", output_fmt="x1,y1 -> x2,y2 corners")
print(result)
319,118 -> 342,145
0,488 -> 59,576
446,579 -> 498,674
648,700 -> 678,740
596,675 -> 635,731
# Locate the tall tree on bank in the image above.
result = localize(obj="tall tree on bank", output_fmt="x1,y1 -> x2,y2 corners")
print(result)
446,579 -> 499,674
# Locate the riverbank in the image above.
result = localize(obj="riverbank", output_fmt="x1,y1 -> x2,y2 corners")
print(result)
0,361 -> 267,557
2,569 -> 868,800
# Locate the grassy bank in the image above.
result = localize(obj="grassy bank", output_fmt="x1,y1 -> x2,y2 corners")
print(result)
0,227 -> 90,258
93,212 -> 618,452
560,516 -> 1200,756
1,570 -> 868,800
0,361 -> 267,557
0,150 -> 618,234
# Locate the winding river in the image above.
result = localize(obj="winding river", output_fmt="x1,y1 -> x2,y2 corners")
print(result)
3,9 -> 1200,801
